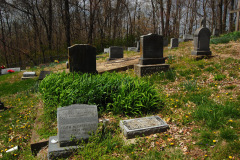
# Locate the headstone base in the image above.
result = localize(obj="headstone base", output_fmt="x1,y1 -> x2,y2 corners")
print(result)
120,116 -> 169,139
107,58 -> 122,61
191,50 -> 212,56
134,64 -> 169,77
168,47 -> 178,49
139,57 -> 167,65
47,136 -> 79,160
21,76 -> 36,80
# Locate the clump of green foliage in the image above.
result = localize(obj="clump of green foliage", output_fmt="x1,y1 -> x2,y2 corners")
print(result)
39,72 -> 162,120
210,31 -> 240,44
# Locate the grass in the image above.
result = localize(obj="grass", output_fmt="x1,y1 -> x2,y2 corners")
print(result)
210,31 -> 240,44
0,32 -> 240,159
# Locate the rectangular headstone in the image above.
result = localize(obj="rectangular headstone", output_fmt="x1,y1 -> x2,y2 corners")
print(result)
38,71 -> 52,80
169,38 -> 179,49
128,47 -> 137,52
1,67 -> 21,75
108,46 -> 123,61
136,41 -> 140,52
57,104 -> 98,147
104,48 -> 109,53
163,38 -> 168,47
120,116 -> 169,139
183,34 -> 193,42
68,44 -> 97,73
23,72 -> 36,77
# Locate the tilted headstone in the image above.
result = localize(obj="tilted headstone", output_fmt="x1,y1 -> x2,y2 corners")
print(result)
107,46 -> 123,61
1,67 -> 21,75
38,71 -> 52,80
191,18 -> 212,56
68,44 -> 97,74
120,116 -> 169,139
48,104 -> 98,159
128,47 -> 137,52
104,48 -> 109,53
134,33 -> 169,77
169,38 -> 179,49
212,28 -> 219,37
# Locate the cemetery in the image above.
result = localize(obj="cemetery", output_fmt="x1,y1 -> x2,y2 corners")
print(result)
0,1 -> 240,159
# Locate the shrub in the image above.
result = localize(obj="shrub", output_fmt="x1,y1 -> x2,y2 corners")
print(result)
39,72 -> 162,120
210,31 -> 240,44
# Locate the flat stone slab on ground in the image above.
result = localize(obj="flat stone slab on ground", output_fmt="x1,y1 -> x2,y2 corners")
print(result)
120,116 -> 169,139
23,72 -> 36,77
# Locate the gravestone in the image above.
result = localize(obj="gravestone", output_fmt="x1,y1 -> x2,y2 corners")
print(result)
191,18 -> 212,56
21,72 -> 36,80
183,34 -> 193,42
136,41 -> 140,52
134,33 -> 169,77
169,38 -> 179,49
120,116 -> 169,139
107,46 -> 123,61
0,101 -> 4,110
68,44 -> 98,74
48,104 -> 98,160
104,48 -> 109,53
128,47 -> 137,52
1,67 -> 21,75
212,28 -> 219,37
66,61 -> 69,69
38,71 -> 52,80
163,38 -> 168,47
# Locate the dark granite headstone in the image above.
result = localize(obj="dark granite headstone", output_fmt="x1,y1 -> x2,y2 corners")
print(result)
48,104 -> 98,159
68,44 -> 97,73
120,116 -> 169,139
38,71 -> 52,80
134,33 -> 169,76
169,38 -> 179,49
108,46 -> 123,61
191,18 -> 212,56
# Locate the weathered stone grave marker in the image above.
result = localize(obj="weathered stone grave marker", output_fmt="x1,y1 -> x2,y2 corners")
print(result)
134,33 -> 170,77
128,47 -> 137,52
21,72 -> 36,80
1,67 -> 21,75
107,46 -> 124,61
212,28 -> 219,37
48,104 -> 98,160
136,41 -> 140,52
169,38 -> 179,49
104,48 -> 109,53
183,34 -> 193,42
120,116 -> 169,139
68,44 -> 97,73
38,71 -> 52,80
163,38 -> 168,47
191,18 -> 212,56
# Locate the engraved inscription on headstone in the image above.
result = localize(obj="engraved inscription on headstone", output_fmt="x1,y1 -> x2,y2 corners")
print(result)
120,116 -> 169,139
57,104 -> 98,147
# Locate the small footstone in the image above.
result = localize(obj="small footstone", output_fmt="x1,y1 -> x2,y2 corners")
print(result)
120,116 -> 169,139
